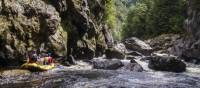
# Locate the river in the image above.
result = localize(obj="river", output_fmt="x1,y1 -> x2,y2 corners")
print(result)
1,57 -> 200,88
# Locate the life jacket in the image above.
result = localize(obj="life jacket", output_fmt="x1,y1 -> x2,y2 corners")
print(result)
48,56 -> 53,63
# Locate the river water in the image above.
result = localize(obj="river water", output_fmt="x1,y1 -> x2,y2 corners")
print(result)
1,57 -> 200,88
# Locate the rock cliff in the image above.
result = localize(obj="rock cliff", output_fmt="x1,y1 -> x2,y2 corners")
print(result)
0,0 -> 110,66
174,0 -> 200,63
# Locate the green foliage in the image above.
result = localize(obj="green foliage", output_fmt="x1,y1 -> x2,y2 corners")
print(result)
104,0 -> 117,30
122,0 -> 187,39
122,0 -> 153,38
104,0 -> 137,40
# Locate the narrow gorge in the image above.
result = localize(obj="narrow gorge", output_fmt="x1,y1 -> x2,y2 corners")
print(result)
1,0 -> 200,88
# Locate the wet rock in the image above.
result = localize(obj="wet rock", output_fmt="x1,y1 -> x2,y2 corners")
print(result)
126,51 -> 143,56
148,55 -> 186,72
121,59 -> 143,72
105,43 -> 126,59
58,56 -> 76,66
130,59 -> 137,63
124,37 -> 152,55
92,59 -> 124,70
67,55 -> 76,65
126,55 -> 137,60
105,48 -> 125,59
140,56 -> 153,62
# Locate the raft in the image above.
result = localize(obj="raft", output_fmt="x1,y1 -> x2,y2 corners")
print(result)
21,63 -> 56,71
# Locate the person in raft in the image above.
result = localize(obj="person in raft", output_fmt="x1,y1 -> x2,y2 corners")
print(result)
43,53 -> 53,65
27,51 -> 53,65
27,51 -> 38,63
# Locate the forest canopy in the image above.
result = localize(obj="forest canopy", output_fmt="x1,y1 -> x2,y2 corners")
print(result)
106,0 -> 187,39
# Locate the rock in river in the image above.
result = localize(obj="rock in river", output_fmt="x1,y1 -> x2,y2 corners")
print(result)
105,43 -> 126,59
121,59 -> 143,72
105,48 -> 125,59
148,55 -> 186,72
92,59 -> 124,70
123,37 -> 152,55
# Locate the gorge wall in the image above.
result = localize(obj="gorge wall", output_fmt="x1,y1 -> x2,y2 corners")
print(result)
174,0 -> 200,63
0,0 -> 111,66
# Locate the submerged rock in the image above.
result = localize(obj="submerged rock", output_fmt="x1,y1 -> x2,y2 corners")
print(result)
124,37 -> 152,55
148,55 -> 186,72
92,59 -> 124,70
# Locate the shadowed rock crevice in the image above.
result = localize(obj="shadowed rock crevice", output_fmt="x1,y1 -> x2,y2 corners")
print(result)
59,0 -> 108,60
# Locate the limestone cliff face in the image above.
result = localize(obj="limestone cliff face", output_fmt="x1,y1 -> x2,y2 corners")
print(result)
0,0 -> 109,66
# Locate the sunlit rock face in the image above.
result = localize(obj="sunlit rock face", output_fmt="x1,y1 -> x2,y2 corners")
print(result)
0,0 -> 109,66
0,0 -> 68,66
124,37 -> 152,56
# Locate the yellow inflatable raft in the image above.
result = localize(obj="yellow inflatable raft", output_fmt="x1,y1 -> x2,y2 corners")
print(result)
21,63 -> 55,71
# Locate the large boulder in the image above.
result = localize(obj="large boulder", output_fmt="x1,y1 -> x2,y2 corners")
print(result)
105,43 -> 126,59
148,55 -> 186,72
145,34 -> 182,54
123,37 -> 152,55
92,59 -> 124,70
105,48 -> 125,59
